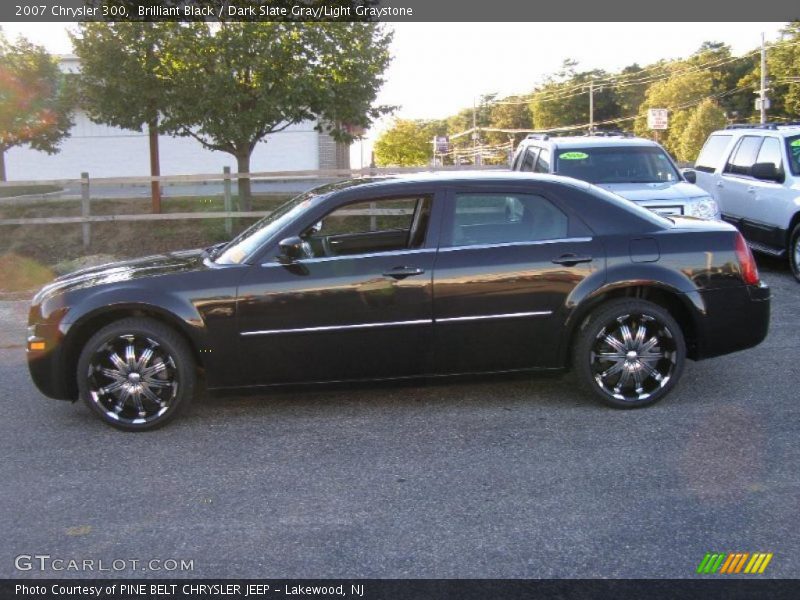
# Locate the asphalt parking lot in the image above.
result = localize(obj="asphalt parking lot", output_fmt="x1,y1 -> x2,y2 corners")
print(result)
1,256 -> 798,579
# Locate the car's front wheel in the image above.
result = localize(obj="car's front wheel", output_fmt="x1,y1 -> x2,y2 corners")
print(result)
789,223 -> 800,283
573,299 -> 686,409
77,317 -> 196,431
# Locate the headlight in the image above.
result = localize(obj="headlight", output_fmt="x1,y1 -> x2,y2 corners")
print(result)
687,197 -> 719,220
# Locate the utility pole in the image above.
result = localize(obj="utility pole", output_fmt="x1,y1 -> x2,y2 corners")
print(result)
589,80 -> 594,134
472,96 -> 479,166
758,32 -> 769,124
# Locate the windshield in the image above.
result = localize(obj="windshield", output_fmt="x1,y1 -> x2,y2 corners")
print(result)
554,146 -> 681,184
787,135 -> 800,176
213,189 -> 321,265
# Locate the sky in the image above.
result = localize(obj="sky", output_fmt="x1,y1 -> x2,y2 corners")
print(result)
0,21 -> 788,166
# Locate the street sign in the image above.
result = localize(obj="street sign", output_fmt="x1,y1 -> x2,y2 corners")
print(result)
647,108 -> 669,130
755,98 -> 771,110
434,135 -> 450,154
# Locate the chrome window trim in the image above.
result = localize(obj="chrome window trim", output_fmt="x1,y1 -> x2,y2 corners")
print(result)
438,237 -> 592,253
240,311 -> 553,337
261,247 -> 435,267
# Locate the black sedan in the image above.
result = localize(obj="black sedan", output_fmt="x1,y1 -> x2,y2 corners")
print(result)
27,173 -> 771,430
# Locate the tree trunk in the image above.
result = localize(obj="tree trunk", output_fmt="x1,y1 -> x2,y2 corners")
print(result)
236,152 -> 252,212
148,119 -> 162,214
0,147 -> 6,182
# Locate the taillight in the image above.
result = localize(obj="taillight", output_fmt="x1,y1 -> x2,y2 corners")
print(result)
734,233 -> 760,285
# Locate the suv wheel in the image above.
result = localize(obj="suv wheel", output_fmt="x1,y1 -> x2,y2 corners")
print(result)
573,299 -> 686,409
77,318 -> 196,431
789,223 -> 800,283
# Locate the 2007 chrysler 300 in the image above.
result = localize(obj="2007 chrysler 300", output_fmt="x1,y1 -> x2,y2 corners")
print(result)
27,173 -> 771,430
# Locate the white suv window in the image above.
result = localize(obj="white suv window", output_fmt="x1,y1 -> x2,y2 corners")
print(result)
695,134 -> 732,173
724,136 -> 762,176
755,137 -> 783,171
786,135 -> 800,175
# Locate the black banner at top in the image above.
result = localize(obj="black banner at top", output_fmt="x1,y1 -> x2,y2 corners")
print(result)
3,0 -> 800,22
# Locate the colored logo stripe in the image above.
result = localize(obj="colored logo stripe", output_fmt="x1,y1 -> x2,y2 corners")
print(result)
697,552 -> 773,574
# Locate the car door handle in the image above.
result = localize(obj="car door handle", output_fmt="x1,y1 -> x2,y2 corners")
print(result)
383,266 -> 425,279
552,254 -> 593,266
716,181 -> 724,188
747,186 -> 756,193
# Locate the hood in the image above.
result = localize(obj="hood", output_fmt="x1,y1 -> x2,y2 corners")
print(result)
595,181 -> 707,203
33,249 -> 208,304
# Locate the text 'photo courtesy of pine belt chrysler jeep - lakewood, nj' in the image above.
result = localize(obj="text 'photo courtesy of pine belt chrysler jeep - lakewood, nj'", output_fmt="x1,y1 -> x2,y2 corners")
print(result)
26,173 -> 771,431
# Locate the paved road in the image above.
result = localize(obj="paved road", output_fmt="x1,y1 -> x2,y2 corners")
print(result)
1,258 -> 798,579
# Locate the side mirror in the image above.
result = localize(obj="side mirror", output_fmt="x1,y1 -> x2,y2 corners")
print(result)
278,236 -> 311,262
681,168 -> 697,184
750,162 -> 784,183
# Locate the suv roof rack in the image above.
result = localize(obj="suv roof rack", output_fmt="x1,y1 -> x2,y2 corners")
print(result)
525,133 -> 550,141
584,130 -> 632,137
725,123 -> 779,130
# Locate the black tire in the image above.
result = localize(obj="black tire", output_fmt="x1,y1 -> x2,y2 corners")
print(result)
77,317 -> 196,431
572,299 -> 686,409
789,223 -> 800,283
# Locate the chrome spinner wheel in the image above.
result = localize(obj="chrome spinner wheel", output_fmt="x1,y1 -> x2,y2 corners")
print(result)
85,333 -> 179,427
590,312 -> 678,403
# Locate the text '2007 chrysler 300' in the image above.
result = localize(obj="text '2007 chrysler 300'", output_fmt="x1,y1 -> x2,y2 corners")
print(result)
27,173 -> 770,430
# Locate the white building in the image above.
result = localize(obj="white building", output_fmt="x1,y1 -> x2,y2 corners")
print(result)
5,56 -> 350,181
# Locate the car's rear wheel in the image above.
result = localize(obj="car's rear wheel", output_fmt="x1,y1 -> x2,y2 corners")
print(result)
77,317 -> 195,431
789,223 -> 800,283
573,299 -> 685,409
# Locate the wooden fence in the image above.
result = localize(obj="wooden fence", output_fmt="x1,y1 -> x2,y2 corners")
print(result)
0,165 -> 503,248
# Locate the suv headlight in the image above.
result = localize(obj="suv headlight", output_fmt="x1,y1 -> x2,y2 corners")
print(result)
687,197 -> 719,220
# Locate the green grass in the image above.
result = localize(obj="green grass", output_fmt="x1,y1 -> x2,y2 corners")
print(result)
0,184 -> 61,198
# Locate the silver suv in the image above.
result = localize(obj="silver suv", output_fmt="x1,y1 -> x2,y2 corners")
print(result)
511,134 -> 720,220
688,124 -> 800,281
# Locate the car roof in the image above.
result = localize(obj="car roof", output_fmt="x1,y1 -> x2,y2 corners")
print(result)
709,126 -> 800,137
522,136 -> 660,149
322,170 -> 593,192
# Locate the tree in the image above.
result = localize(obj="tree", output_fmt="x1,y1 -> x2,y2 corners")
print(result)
767,22 -> 800,119
72,23 -> 180,213
160,22 -> 393,210
0,33 -> 72,181
374,119 -> 445,167
530,67 -> 618,131
678,99 -> 728,162
634,69 -> 714,156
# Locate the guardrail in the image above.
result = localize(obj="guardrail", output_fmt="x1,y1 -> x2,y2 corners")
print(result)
0,165 -> 504,247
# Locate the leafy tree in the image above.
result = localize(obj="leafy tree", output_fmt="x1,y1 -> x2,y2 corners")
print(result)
160,22 -> 393,209
767,22 -> 800,119
374,119 -> 444,166
634,69 -> 714,156
678,99 -> 728,162
71,23 -> 179,212
487,96 -> 532,147
0,32 -> 72,181
530,67 -> 618,131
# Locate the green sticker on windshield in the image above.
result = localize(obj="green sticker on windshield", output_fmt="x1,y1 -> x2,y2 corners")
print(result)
559,151 -> 589,160
791,139 -> 800,147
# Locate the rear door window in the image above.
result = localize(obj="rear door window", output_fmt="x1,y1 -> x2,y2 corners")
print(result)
755,137 -> 783,171
724,136 -> 763,176
534,148 -> 551,173
519,147 -> 540,172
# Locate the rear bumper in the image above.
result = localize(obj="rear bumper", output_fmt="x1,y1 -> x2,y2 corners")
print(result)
695,282 -> 770,360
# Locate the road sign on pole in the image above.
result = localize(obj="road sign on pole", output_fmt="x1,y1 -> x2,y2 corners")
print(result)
647,108 -> 669,130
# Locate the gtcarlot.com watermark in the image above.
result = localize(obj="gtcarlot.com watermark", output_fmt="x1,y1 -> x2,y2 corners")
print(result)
14,554 -> 194,573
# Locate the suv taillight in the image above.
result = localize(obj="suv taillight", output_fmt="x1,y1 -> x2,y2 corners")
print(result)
735,233 -> 760,285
